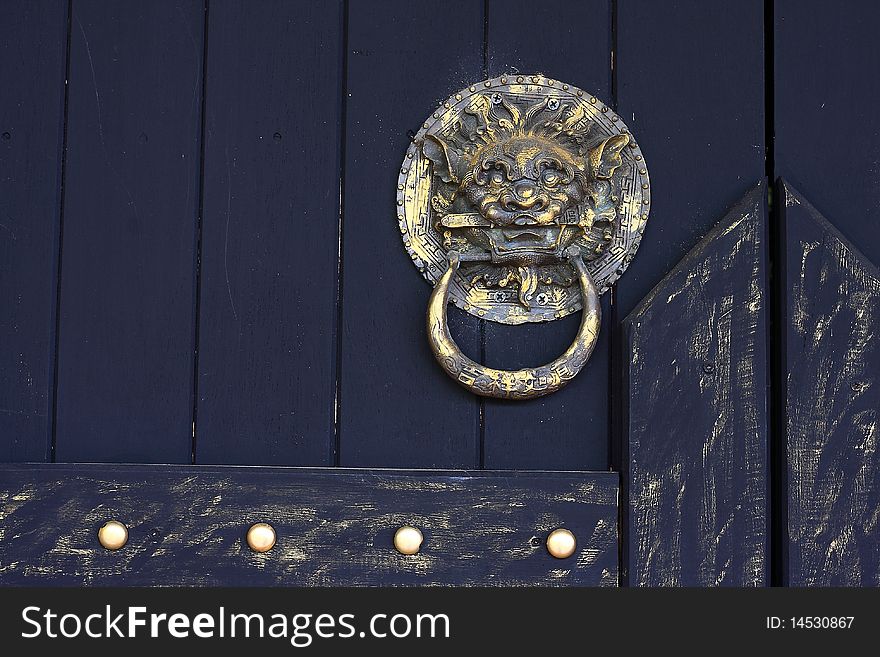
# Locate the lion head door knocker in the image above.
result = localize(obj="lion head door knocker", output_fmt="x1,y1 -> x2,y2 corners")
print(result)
397,75 -> 650,399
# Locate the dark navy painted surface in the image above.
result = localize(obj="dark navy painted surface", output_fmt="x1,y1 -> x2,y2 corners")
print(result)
0,1 -> 769,473
624,184 -> 769,586
0,0 -> 877,588
55,0 -> 204,463
0,1 -> 68,461
616,0 -> 766,319
195,0 -> 342,466
614,0 -> 767,584
775,0 -> 880,258
775,1 -> 880,587
780,183 -> 880,587
338,0 -> 483,468
0,463 -> 618,586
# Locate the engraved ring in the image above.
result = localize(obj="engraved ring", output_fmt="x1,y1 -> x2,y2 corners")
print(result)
426,247 -> 601,399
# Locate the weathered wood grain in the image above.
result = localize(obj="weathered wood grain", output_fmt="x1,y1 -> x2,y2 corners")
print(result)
195,1 -> 342,465
55,1 -> 204,462
0,1 -> 68,461
624,182 -> 768,586
781,182 -> 880,587
0,464 -> 618,586
774,2 -> 880,587
482,0 -> 612,471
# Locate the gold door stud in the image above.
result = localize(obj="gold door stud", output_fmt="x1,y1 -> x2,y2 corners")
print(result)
97,520 -> 128,551
246,522 -> 277,553
393,526 -> 423,555
546,528 -> 577,559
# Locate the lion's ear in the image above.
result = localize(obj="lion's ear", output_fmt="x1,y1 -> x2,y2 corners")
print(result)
589,134 -> 630,180
422,134 -> 461,184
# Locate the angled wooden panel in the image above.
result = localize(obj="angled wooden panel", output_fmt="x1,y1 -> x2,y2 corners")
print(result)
55,1 -> 204,462
616,0 -> 765,319
0,1 -> 68,461
0,464 -> 618,586
624,183 -> 769,586
339,1 -> 483,467
195,1 -> 342,465
781,182 -> 880,587
482,0 -> 612,470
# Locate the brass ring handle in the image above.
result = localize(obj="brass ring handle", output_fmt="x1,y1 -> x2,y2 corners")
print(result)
426,247 -> 601,400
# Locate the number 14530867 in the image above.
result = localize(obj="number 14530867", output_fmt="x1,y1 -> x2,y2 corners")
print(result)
767,617 -> 855,630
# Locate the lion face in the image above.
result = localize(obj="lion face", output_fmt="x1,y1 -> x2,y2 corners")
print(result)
458,136 -> 589,266
463,137 -> 586,226
421,93 -> 629,308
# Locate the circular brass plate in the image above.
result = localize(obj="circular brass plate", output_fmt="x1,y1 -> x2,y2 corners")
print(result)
397,74 -> 650,324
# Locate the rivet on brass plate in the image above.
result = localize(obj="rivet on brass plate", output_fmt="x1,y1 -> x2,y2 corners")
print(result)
397,75 -> 649,399
393,525 -> 423,555
97,520 -> 128,551
546,528 -> 576,559
246,522 -> 277,553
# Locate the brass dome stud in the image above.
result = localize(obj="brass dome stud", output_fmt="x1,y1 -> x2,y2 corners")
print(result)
246,522 -> 277,553
393,526 -> 423,555
97,520 -> 128,551
546,528 -> 577,559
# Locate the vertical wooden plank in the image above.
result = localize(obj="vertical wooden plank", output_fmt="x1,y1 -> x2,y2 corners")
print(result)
616,0 -> 765,318
482,0 -> 612,470
775,0 -> 880,254
339,0 -> 483,467
195,1 -> 342,465
616,0 -> 765,585
624,184 -> 769,586
55,1 -> 203,462
0,1 -> 68,461
775,0 -> 880,587
780,183 -> 880,586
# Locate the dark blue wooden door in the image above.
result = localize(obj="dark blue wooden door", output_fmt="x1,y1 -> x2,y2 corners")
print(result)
0,0 -> 877,586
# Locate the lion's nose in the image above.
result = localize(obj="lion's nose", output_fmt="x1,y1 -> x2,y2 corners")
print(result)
502,181 -> 547,212
514,180 -> 538,200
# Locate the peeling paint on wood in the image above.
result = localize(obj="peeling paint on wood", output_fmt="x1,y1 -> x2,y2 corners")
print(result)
0,464 -> 618,586
781,182 -> 880,586
624,182 -> 769,586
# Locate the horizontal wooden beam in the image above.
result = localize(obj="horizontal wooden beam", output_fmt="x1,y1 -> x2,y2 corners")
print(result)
0,464 -> 618,586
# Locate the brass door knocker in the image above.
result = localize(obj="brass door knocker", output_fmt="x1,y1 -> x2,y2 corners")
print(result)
398,75 -> 650,399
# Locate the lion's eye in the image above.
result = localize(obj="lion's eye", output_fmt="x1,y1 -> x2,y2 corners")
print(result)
489,169 -> 505,185
541,168 -> 561,186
